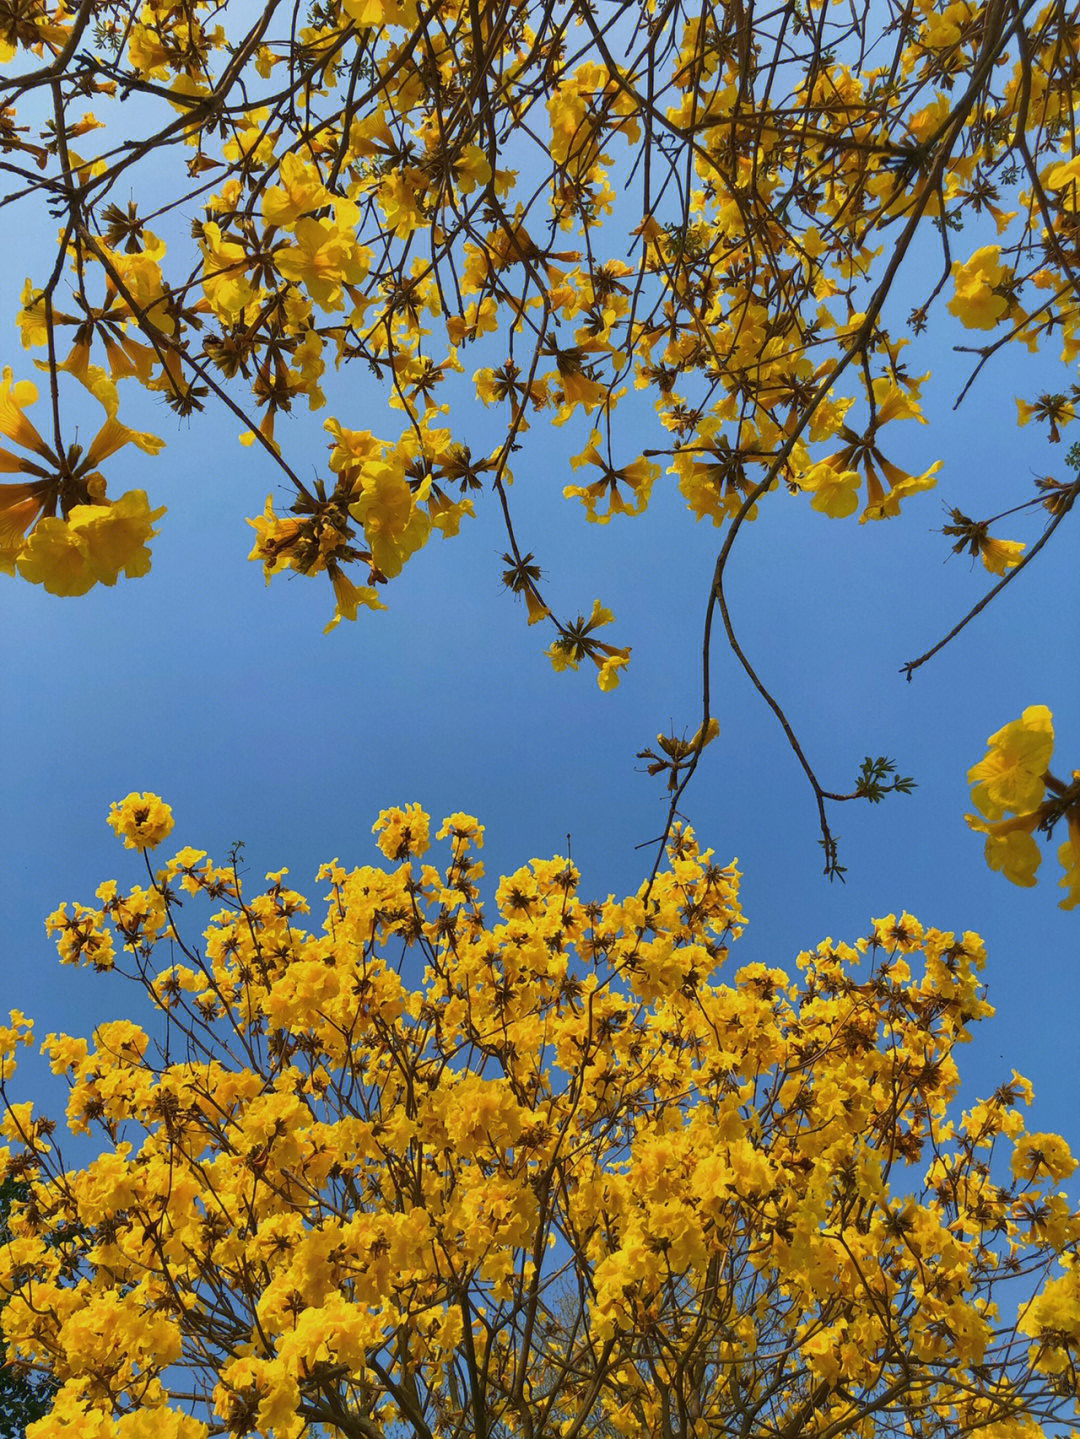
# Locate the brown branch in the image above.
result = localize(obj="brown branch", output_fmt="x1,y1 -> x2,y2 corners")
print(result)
901,479 -> 1079,679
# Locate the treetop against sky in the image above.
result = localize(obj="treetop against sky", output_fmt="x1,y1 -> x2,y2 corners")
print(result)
1,796 -> 1079,1438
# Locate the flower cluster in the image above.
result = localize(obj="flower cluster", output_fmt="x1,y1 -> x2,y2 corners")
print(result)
105,793 -> 175,851
966,706 -> 1080,908
8,0 -> 1079,679
0,370 -> 165,595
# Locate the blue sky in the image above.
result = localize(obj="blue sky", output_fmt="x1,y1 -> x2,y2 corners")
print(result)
1,138 -> 1078,1167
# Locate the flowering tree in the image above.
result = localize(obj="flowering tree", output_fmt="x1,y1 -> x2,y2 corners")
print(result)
1,796 -> 1078,1439
0,1179 -> 58,1436
1,0 -> 1079,883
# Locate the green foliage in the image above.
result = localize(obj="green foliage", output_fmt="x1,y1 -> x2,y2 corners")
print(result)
854,756 -> 917,805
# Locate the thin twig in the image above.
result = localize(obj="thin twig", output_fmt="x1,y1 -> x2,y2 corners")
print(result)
902,481 -> 1078,679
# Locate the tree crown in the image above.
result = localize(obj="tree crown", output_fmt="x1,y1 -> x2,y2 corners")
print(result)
1,798 -> 1077,1439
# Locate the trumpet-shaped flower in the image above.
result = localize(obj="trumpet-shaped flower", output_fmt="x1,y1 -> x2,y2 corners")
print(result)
947,246 -> 1010,330
349,463 -> 432,578
566,433 -> 659,522
968,706 -> 1055,821
965,813 -> 1043,887
324,565 -> 387,633
796,460 -> 862,517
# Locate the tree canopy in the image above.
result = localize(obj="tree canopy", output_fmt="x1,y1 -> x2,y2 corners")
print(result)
0,0 -> 1078,886
0,1178 -> 58,1437
0,797 -> 1078,1439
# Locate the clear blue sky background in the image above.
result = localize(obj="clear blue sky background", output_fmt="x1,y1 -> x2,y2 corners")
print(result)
1,134 -> 1077,1168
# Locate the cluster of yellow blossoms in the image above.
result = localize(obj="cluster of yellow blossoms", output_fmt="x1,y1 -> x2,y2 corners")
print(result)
1,797 -> 1077,1438
0,370 -> 164,595
967,706 -> 1080,907
5,0 -> 1077,661
5,0 -> 1078,889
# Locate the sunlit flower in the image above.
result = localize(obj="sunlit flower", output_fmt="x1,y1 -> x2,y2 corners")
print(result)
107,792 -> 175,850
968,706 -> 1054,821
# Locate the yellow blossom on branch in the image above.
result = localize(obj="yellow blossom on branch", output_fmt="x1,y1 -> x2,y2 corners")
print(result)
968,706 -> 1055,822
966,709 -> 1080,907
948,246 -> 1012,330
106,793 -> 175,851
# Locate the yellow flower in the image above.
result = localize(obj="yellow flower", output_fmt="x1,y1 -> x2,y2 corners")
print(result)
1011,1133 -> 1077,1184
436,813 -> 484,846
0,479 -> 52,573
553,366 -> 608,418
980,536 -> 1026,575
247,497 -> 307,578
1017,1267 -> 1080,1359
1058,809 -> 1080,911
1,366 -> 164,590
200,222 -> 256,321
795,460 -> 862,518
523,585 -> 550,625
968,706 -> 1055,821
860,456 -> 942,521
943,509 -> 1026,572
82,413 -> 166,465
16,280 -> 49,350
373,803 -> 430,861
323,565 -> 387,632
107,793 -> 175,850
542,599 -> 632,689
947,246 -> 1010,330
870,376 -> 928,425
221,107 -> 278,167
565,433 -> 659,522
965,813 -> 1043,887
108,247 -> 175,334
1014,392 -> 1076,442
349,463 -> 432,578
1044,154 -> 1080,207
0,367 -> 53,467
340,0 -> 418,28
425,487 -> 474,538
70,491 -> 167,585
262,152 -> 333,229
15,517 -> 95,595
16,491 -> 166,594
325,417 -> 383,478
127,21 -> 171,76
545,640 -> 577,673
276,217 -> 370,310
452,144 -> 492,196
377,170 -> 426,238
596,649 -> 630,691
